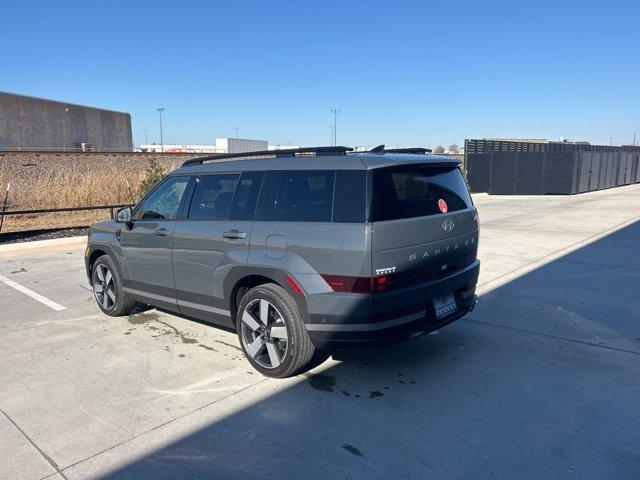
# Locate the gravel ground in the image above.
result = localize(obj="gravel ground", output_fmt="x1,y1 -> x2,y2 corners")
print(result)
0,226 -> 88,244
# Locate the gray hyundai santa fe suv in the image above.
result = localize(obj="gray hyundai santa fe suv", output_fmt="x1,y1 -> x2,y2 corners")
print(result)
85,145 -> 479,377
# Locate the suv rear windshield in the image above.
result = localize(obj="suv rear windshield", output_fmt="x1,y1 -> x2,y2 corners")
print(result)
370,165 -> 472,222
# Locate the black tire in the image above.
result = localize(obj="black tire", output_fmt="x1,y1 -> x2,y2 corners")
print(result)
91,255 -> 137,317
305,349 -> 332,371
236,283 -> 323,378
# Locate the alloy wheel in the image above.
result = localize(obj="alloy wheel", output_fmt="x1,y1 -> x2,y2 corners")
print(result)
240,298 -> 289,369
94,264 -> 116,311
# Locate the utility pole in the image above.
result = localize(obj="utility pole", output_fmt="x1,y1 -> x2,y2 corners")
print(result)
330,108 -> 341,146
234,127 -> 240,139
63,107 -> 70,151
157,107 -> 165,153
143,129 -> 149,146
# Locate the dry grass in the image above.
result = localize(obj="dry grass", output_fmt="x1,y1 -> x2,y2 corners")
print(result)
0,153 -> 188,233
4,210 -> 108,233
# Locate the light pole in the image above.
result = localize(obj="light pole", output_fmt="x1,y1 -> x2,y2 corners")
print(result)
157,107 -> 165,153
63,107 -> 70,151
329,125 -> 334,145
330,108 -> 341,146
143,129 -> 149,147
234,127 -> 240,139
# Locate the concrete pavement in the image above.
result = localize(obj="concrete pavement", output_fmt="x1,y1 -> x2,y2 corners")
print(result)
1,185 -> 639,479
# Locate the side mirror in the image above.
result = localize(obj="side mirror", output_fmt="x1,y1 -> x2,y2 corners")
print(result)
116,206 -> 133,223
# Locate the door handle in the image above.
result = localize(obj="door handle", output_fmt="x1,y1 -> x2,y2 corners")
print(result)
154,227 -> 170,236
223,229 -> 247,240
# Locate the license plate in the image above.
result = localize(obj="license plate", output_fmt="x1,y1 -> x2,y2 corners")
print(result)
433,293 -> 457,319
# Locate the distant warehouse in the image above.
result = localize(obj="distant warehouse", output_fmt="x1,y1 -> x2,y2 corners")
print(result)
0,91 -> 132,151
141,137 -> 269,154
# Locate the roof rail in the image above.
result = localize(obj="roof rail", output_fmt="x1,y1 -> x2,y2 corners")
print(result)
367,145 -> 432,154
181,146 -> 353,167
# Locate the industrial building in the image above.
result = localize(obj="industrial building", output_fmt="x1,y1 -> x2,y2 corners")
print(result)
215,137 -> 267,153
0,91 -> 133,151
139,144 -> 220,153
140,137 -> 272,154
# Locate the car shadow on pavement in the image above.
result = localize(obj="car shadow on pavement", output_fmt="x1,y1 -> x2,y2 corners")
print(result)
91,220 -> 640,480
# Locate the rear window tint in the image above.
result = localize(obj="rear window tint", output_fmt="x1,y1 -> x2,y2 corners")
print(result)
255,169 -> 366,223
255,171 -> 283,221
370,166 -> 471,222
229,171 -> 264,220
274,171 -> 335,222
334,170 -> 366,223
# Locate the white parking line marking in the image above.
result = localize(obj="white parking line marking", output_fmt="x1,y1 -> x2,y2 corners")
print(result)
0,274 -> 66,311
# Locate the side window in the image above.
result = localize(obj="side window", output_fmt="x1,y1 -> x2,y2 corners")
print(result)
255,171 -> 284,221
229,171 -> 264,221
274,170 -> 335,222
333,170 -> 366,223
188,174 -> 239,220
134,176 -> 189,220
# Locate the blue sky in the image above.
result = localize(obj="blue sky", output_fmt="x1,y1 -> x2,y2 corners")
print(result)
1,0 -> 639,148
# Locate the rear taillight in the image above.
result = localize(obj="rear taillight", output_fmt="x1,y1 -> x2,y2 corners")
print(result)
320,274 -> 388,294
465,247 -> 478,266
321,274 -> 371,294
285,275 -> 305,296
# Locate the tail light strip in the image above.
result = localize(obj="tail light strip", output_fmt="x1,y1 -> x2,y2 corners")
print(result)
319,274 -> 382,295
321,249 -> 477,295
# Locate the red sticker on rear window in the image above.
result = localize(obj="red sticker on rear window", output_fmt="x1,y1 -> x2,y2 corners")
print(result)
438,198 -> 448,213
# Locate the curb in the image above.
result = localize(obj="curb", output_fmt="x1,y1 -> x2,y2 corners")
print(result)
0,235 -> 87,253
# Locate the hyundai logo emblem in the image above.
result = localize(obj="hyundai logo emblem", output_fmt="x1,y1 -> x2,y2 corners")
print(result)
442,219 -> 455,232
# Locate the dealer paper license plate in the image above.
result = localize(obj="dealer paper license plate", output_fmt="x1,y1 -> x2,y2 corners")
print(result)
433,293 -> 457,320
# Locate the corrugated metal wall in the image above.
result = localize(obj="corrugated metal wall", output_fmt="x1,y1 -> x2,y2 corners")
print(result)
465,139 -> 640,195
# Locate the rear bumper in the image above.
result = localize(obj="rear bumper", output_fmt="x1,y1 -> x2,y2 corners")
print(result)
306,259 -> 480,347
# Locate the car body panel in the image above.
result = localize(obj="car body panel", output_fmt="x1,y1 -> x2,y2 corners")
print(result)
117,219 -> 178,307
172,219 -> 253,328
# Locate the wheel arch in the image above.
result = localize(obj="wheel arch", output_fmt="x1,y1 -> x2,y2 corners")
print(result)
227,267 -> 309,326
86,244 -> 123,286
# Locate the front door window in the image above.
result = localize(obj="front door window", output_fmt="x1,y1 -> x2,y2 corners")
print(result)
134,177 -> 189,220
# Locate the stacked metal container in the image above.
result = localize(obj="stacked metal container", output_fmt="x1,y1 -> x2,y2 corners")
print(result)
465,139 -> 640,195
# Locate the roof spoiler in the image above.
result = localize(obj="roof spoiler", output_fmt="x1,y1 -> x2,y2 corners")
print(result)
368,145 -> 432,154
